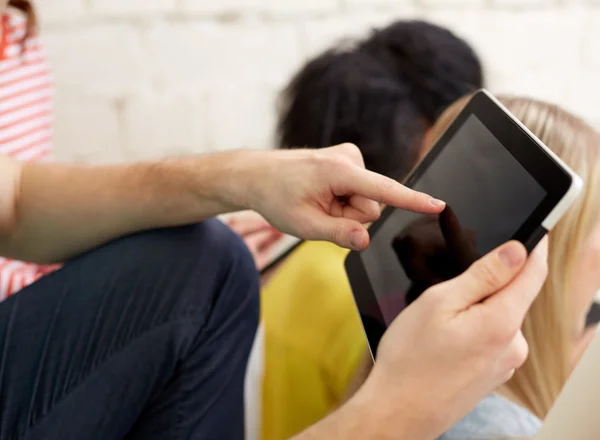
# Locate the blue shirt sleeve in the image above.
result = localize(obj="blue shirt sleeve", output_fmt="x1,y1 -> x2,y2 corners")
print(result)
439,393 -> 542,440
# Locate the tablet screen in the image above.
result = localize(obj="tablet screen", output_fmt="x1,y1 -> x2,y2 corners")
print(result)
360,114 -> 546,325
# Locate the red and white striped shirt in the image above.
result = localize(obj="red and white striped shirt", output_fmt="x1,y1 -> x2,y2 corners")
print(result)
0,9 -> 58,301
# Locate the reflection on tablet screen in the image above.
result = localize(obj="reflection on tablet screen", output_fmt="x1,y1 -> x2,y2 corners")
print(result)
360,115 -> 546,325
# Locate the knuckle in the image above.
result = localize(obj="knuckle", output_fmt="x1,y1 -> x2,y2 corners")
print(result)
485,316 -> 519,348
329,153 -> 353,170
329,221 -> 346,245
488,332 -> 513,352
421,283 -> 446,304
510,333 -> 530,368
364,201 -> 381,219
371,205 -> 381,220
514,343 -> 529,368
472,259 -> 505,292
502,368 -> 516,383
331,143 -> 364,168
339,142 -> 362,158
316,154 -> 350,179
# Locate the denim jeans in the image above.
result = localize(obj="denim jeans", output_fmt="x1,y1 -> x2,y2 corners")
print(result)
0,220 -> 259,440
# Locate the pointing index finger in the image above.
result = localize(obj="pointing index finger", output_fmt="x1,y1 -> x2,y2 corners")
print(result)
349,167 -> 445,214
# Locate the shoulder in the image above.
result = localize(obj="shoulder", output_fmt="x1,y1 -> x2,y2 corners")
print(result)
439,394 -> 542,440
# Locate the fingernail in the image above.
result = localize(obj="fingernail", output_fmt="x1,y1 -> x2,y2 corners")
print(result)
349,231 -> 363,250
429,198 -> 446,208
498,243 -> 525,268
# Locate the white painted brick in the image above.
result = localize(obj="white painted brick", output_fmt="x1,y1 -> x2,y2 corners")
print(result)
122,88 -> 208,159
89,0 -> 176,16
205,85 -> 277,150
421,0 -> 484,7
491,69 -> 570,106
263,0 -> 339,16
36,0 -> 86,25
302,16 -> 379,59
302,9 -> 422,59
579,10 -> 600,70
425,9 -> 584,87
43,25 -> 151,96
563,73 -> 600,129
30,0 -> 600,162
491,0 -> 555,7
181,0 -> 263,14
146,22 -> 303,89
53,89 -> 124,163
344,0 -> 412,6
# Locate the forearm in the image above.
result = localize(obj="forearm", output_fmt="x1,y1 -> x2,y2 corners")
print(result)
0,151 -> 256,263
292,397 -> 376,440
293,381 -> 416,440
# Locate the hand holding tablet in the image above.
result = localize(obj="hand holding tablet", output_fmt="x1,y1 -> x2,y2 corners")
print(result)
346,89 -> 583,357
352,238 -> 549,440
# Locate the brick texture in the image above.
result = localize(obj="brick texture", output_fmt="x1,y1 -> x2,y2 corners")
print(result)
52,88 -> 124,163
34,0 -> 598,161
181,0 -> 263,14
122,87 -> 208,159
89,0 -> 176,17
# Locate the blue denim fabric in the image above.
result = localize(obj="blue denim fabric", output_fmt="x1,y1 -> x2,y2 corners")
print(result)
0,220 -> 259,440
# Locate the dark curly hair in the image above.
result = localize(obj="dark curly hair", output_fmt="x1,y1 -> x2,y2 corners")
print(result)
277,20 -> 484,181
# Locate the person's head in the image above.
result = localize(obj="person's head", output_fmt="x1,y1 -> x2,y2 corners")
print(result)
4,1 -> 37,39
276,20 -> 483,182
428,95 -> 600,420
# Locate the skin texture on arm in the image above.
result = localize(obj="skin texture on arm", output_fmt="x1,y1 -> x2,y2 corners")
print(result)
290,386 -> 398,440
0,153 -> 246,263
0,144 -> 443,263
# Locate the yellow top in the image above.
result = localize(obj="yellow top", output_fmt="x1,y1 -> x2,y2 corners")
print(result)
260,241 -> 368,440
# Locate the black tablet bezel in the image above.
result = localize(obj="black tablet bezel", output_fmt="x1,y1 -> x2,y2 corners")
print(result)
345,90 -> 574,357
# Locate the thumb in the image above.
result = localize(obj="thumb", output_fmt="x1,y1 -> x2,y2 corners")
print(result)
443,241 -> 528,309
316,215 -> 370,250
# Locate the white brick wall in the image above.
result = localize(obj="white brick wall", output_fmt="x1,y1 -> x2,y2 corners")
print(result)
35,0 -> 600,162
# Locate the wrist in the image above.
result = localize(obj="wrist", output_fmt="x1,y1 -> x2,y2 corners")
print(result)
165,150 -> 264,217
349,370 -> 429,440
293,385 -> 390,440
202,149 -> 267,213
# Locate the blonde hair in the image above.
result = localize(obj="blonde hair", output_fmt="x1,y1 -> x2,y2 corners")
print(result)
429,95 -> 600,419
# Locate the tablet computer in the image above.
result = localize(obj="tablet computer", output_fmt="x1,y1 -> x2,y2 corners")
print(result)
345,89 -> 583,358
